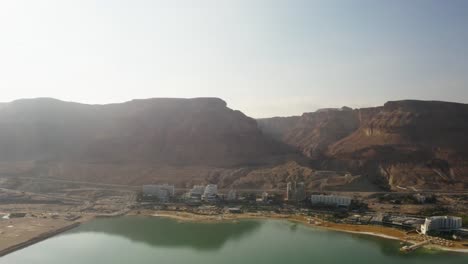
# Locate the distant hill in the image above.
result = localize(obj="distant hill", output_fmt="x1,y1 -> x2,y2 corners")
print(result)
258,100 -> 468,191
0,98 -> 303,187
0,97 -> 296,166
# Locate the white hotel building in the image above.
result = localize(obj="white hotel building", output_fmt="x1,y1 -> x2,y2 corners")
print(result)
310,195 -> 352,207
420,216 -> 462,235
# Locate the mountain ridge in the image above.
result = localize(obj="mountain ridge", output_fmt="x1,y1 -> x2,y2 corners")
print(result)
0,97 -> 467,191
258,100 -> 468,191
0,97 -> 295,166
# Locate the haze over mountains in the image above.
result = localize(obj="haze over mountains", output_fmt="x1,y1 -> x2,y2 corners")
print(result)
0,98 -> 467,191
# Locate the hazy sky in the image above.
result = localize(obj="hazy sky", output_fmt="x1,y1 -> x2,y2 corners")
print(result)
1,0 -> 467,117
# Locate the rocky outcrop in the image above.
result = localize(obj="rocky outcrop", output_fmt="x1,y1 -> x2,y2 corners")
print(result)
258,100 -> 468,191
258,107 -> 360,159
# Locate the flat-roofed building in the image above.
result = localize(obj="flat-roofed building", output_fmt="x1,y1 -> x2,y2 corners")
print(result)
310,194 -> 352,207
420,216 -> 462,235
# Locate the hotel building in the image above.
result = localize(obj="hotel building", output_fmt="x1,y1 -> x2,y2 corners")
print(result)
420,216 -> 462,235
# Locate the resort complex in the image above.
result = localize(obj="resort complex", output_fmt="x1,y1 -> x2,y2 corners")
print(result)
137,181 -> 468,248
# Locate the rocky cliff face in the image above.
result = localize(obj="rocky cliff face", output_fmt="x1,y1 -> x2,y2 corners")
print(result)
258,101 -> 468,191
0,98 -> 293,168
259,107 -> 360,159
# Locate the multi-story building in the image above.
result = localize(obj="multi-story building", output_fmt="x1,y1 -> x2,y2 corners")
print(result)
202,184 -> 218,202
310,194 -> 352,207
286,181 -> 306,202
142,184 -> 175,202
420,216 -> 462,235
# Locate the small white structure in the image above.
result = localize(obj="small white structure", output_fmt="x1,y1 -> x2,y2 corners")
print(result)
420,216 -> 462,235
202,184 -> 218,202
261,192 -> 269,202
310,194 -> 352,207
142,184 -> 175,202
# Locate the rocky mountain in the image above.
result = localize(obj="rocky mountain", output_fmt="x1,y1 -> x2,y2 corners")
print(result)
259,107 -> 359,159
0,98 -> 299,185
0,97 -> 298,166
258,100 -> 468,191
1,98 -> 466,192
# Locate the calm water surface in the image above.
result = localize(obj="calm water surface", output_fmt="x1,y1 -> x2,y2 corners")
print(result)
1,216 -> 468,264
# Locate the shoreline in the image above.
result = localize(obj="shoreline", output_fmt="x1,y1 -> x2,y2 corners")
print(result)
2,211 -> 467,257
139,210 -> 468,254
0,222 -> 81,257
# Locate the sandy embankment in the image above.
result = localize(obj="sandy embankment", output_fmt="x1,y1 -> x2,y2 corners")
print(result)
0,215 -> 94,257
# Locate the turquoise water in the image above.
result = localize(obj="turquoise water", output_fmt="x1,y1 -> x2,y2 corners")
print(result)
1,216 -> 468,264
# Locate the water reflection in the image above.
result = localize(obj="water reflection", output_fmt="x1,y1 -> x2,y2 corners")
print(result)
67,216 -> 262,251
3,218 -> 468,264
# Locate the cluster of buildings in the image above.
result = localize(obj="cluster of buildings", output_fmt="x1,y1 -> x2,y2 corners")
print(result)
344,213 -> 464,235
140,183 -> 465,240
143,183 -> 223,203
140,182 -> 467,243
286,181 -> 353,207
143,181 -> 354,208
186,184 -> 219,202
341,213 -> 421,228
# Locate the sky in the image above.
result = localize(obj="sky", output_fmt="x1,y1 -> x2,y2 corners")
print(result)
0,0 -> 467,118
